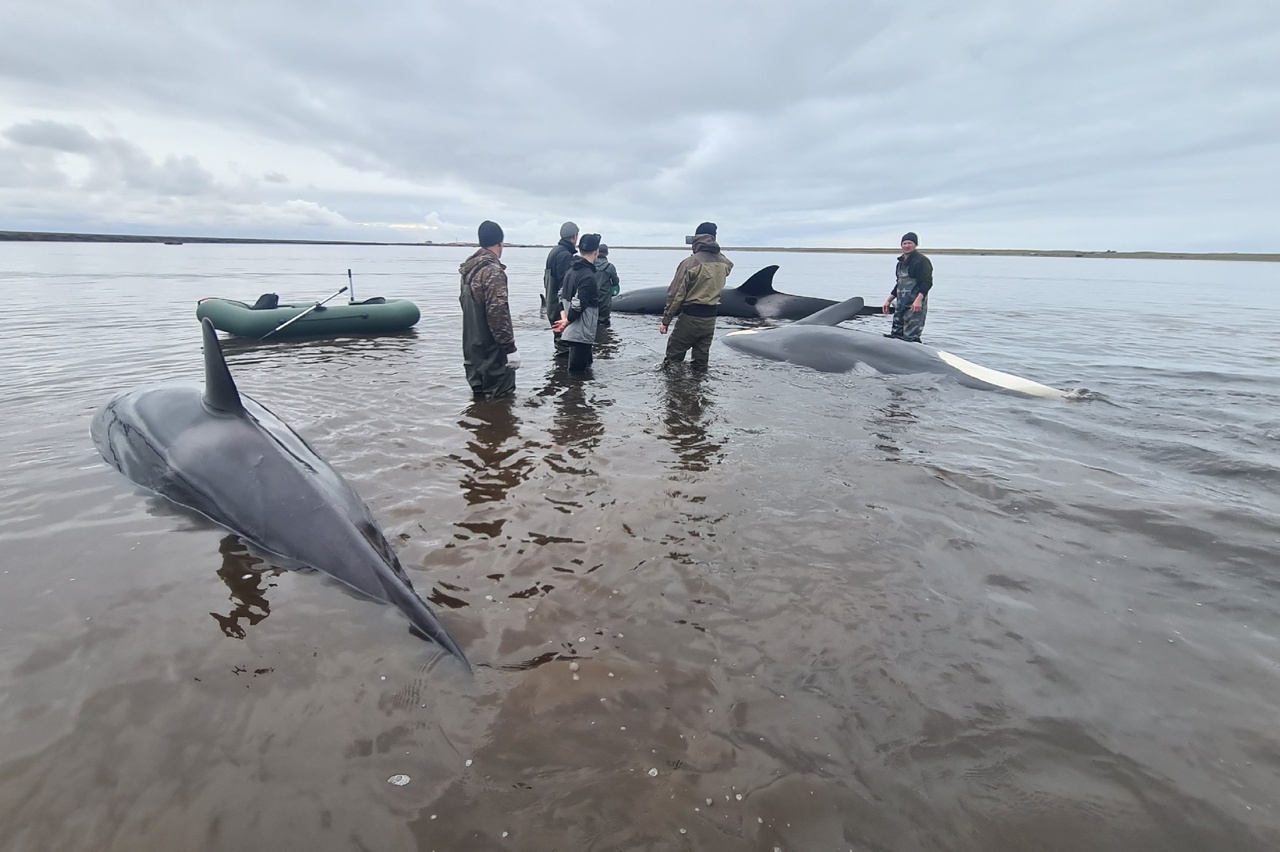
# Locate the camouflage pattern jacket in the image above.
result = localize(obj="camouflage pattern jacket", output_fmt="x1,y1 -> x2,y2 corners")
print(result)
459,248 -> 516,354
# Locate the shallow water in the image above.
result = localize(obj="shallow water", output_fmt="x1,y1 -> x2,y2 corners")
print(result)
0,242 -> 1277,851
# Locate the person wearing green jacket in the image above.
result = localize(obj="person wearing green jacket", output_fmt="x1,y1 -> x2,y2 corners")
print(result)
660,222 -> 733,368
594,243 -> 620,327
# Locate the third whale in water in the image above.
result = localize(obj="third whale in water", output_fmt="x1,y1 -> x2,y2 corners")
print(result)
723,297 -> 1068,398
610,264 -> 879,321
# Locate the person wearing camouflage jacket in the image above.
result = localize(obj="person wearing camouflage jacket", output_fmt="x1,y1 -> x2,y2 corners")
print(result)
459,220 -> 519,399
660,222 -> 734,368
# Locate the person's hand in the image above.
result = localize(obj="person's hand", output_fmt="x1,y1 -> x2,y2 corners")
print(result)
882,297 -> 893,314
552,319 -> 567,334
910,295 -> 924,313
659,322 -> 668,335
506,349 -> 521,370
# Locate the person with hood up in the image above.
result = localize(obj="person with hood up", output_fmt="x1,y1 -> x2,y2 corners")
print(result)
544,221 -> 579,359
594,243 -> 620,327
552,233 -> 602,373
660,222 -> 734,368
459,220 -> 519,399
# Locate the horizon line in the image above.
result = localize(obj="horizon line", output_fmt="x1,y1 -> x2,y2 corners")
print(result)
1,230 -> 1275,262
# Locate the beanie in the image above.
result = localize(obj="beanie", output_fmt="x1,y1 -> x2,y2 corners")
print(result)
901,232 -> 919,245
695,221 -> 717,237
560,221 -> 579,240
578,233 -> 601,253
477,220 -> 504,247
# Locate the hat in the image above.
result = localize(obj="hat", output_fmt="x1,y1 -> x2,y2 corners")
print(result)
695,221 -> 717,237
598,243 -> 609,256
579,233 -> 601,253
478,220 -> 504,247
901,232 -> 919,245
560,221 -> 580,239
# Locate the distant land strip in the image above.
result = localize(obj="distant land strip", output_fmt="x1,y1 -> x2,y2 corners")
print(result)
1,231 -> 1275,262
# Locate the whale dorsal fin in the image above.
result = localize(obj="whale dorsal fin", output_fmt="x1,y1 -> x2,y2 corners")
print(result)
735,265 -> 780,297
793,297 -> 865,326
200,318 -> 245,414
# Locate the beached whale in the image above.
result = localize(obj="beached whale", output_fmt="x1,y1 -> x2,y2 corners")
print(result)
91,318 -> 470,665
611,264 -> 879,321
723,297 -> 1068,398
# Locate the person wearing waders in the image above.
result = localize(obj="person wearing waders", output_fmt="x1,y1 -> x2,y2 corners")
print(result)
459,220 -> 519,399
544,221 -> 579,360
882,231 -> 933,343
594,243 -> 620,327
552,233 -> 602,373
660,221 -> 733,369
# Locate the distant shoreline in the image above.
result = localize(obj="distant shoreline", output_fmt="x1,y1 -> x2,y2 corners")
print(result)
1,230 -> 1275,262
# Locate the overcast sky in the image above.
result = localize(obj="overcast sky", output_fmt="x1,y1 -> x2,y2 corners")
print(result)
1,1 -> 1276,251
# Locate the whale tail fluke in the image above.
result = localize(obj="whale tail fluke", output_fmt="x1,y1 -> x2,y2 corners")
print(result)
793,297 -> 865,326
200,318 -> 245,414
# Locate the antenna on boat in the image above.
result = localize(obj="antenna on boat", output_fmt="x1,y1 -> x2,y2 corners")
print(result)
347,268 -> 355,304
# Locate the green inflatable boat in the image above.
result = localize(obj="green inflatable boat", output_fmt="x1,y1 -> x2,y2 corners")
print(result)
196,294 -> 421,340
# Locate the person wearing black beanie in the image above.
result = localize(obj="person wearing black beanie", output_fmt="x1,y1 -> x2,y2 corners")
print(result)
881,232 -> 934,343
660,222 -> 734,368
477,220 -> 504,248
459,220 -> 519,399
553,234 -> 604,372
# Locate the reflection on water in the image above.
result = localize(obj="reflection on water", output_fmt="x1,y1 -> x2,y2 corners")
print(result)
660,367 -> 725,473
209,535 -> 283,639
452,398 -> 529,507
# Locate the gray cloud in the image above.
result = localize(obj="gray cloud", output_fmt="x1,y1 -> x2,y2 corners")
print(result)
0,0 -> 1276,250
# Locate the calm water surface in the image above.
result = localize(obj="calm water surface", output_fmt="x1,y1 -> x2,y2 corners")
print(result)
0,243 -> 1278,851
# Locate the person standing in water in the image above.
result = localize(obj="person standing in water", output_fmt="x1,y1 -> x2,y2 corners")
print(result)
594,243 -> 620,327
882,231 -> 933,343
660,221 -> 733,369
459,220 -> 519,399
544,221 -> 579,359
553,233 -> 602,373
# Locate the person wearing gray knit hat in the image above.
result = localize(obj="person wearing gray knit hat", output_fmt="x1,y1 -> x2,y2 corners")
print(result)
544,222 -> 581,358
881,231 -> 934,343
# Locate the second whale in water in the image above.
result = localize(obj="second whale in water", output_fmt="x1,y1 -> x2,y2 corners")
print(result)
722,297 -> 1069,398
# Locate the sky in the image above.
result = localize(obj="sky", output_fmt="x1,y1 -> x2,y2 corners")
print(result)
1,1 -> 1276,252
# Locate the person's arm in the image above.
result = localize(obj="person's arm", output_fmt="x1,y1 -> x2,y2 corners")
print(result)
552,249 -> 573,300
483,267 -> 517,354
913,255 -> 933,295
662,264 -> 694,326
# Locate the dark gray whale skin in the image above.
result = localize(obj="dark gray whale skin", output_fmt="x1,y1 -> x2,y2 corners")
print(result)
610,264 -> 880,321
722,297 -> 1067,398
90,318 -> 469,667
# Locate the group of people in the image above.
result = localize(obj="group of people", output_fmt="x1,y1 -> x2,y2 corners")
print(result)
459,220 -> 933,400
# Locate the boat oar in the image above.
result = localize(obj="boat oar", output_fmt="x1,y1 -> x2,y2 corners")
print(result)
347,268 -> 355,303
261,286 -> 348,339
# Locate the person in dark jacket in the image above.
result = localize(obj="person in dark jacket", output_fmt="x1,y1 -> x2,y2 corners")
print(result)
544,221 -> 579,359
459,220 -> 519,399
594,243 -> 620,327
552,233 -> 602,373
882,231 -> 933,343
660,222 -> 733,368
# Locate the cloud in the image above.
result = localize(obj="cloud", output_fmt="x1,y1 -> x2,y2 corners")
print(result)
1,0 -> 1277,250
